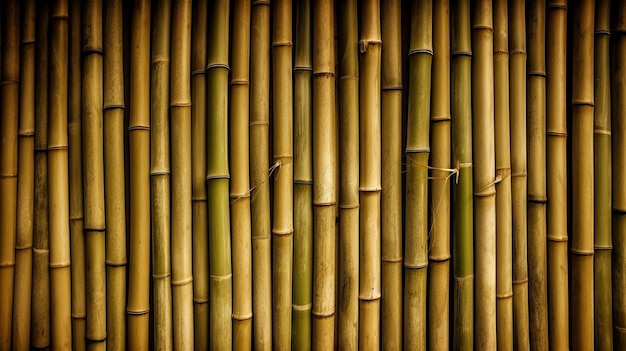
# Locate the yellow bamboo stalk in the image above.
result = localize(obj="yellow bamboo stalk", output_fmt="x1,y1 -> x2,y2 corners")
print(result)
546,0 -> 569,349
127,0 -> 151,348
571,1 -> 595,349
12,0 -> 35,349
359,0 -> 381,348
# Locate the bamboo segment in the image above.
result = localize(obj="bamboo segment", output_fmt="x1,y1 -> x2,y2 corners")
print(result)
593,1 -> 612,349
508,0 -> 530,348
404,1 -> 431,350
12,0 -> 35,349
337,0 -> 359,349
571,1 -> 595,349
381,0 -> 403,349
103,0 -> 127,349
428,1 -> 450,349
451,0 -> 474,348
526,1 -> 549,348
207,1 -> 233,349
127,0 -> 152,348
229,0 -> 252,348
359,0 -> 382,348
312,0 -> 336,349
0,0 -> 19,347
293,0 -> 313,348
250,0 -> 273,348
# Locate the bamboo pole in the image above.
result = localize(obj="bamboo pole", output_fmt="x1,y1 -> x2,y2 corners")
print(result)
0,0 -> 19,347
229,0 -> 252,348
571,1 -> 595,349
451,0 -> 474,348
103,0 -> 127,348
546,1 -> 570,349
312,0 -> 336,349
207,1 -> 233,348
593,1 -> 612,349
359,0 -> 382,348
526,0 -> 549,348
12,0 -> 35,349
508,0 -> 530,348
404,1 -> 431,350
428,1 -> 450,349
31,2 -> 51,347
337,0 -> 359,348
293,0 -> 313,348
127,0 -> 151,348
250,0 -> 273,348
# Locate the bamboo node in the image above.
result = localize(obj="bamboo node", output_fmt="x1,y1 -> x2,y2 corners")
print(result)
511,172 -> 527,178
527,71 -> 547,77
152,273 -> 171,280
172,277 -> 193,286
403,262 -> 428,270
271,40 -> 293,48
15,244 -> 33,250
105,260 -> 127,267
294,179 -> 313,185
570,249 -> 595,256
151,170 -> 171,176
232,312 -> 253,321
311,310 -> 335,318
339,74 -> 359,81
359,39 -> 382,53
0,261 -> 16,268
82,48 -> 104,56
512,278 -> 529,285
382,256 -> 403,263
229,192 -> 251,203
358,293 -> 381,301
547,130 -> 568,137
474,175 -> 500,197
0,172 -> 18,178
249,120 -> 269,127
206,63 -> 230,71
528,196 -> 547,204
496,292 -> 514,299
593,129 -> 611,136
170,101 -> 192,108
251,235 -> 271,240
252,0 -> 270,5
593,245 -> 613,251
103,104 -> 125,110
47,145 -> 68,151
32,247 -> 50,254
49,261 -> 71,268
126,308 -> 150,316
571,100 -> 594,107
272,228 -> 294,236
547,3 -> 568,10
292,303 -> 312,312
18,130 -> 35,137
382,85 -> 403,91
431,115 -> 451,122
151,54 -> 169,63
313,71 -> 335,78
209,274 -> 232,281
451,51 -> 472,57
547,236 -> 568,242
86,336 -> 107,343
339,203 -> 359,210
0,79 -> 18,86
193,298 -> 209,304
594,30 -> 611,36
192,196 -> 208,202
206,174 -> 230,181
128,125 -> 150,132
408,49 -> 434,57
496,167 -> 511,179
428,254 -> 451,262
615,325 -> 626,333
191,69 -> 206,76
230,78 -> 250,86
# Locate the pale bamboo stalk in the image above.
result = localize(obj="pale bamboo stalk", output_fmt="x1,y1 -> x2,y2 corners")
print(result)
546,1 -> 570,349
103,0 -> 127,349
526,0 -> 549,348
404,1 -> 431,350
312,0 -> 336,349
337,0 -> 359,348
508,0 -> 530,348
0,0 -> 19,347
593,1 -> 612,349
31,2 -> 51,347
571,1 -> 595,349
450,0 -> 474,348
127,0 -> 152,348
12,0 -> 35,349
428,1 -> 450,349
207,1 -> 233,348
250,0 -> 273,348
359,0 -> 382,348
293,0 -> 313,348
229,0 -> 252,348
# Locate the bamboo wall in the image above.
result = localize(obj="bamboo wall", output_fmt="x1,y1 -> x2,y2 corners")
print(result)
1,0 -> 626,349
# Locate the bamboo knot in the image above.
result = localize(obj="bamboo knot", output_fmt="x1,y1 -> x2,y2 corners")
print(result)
570,249 -> 595,256
292,303 -> 312,312
18,130 -> 35,137
272,228 -> 294,236
126,308 -> 150,316
49,261 -> 71,269
20,40 -> 36,46
313,71 -> 335,78
403,262 -> 428,270
528,71 -> 547,77
496,292 -> 514,299
0,261 -> 15,268
209,274 -> 233,281
408,49 -> 434,57
294,66 -> 313,72
594,30 -> 611,36
172,277 -> 193,286
547,130 -> 568,137
103,104 -> 125,110
429,254 -> 451,262
431,115 -> 451,122
83,48 -> 104,56
451,51 -> 472,57
191,69 -> 205,76
206,63 -> 230,71
271,41 -> 293,48
232,312 -> 253,321
358,292 -> 381,301
571,100 -> 594,107
339,74 -> 359,81
71,313 -> 86,320
0,79 -> 18,86
230,78 -> 249,86
382,85 -> 403,91
474,175 -> 501,197
128,125 -> 150,132
547,3 -> 568,10
594,129 -> 611,136
312,310 -> 335,318
0,172 -> 18,178
547,236 -> 568,242
359,39 -> 382,54
339,203 -> 359,210
382,256 -> 403,263
85,336 -> 107,343
512,278 -> 529,285
105,260 -> 128,267
528,196 -> 547,204
249,120 -> 269,127
252,0 -> 270,5
193,298 -> 209,304
47,145 -> 69,151
593,245 -> 613,251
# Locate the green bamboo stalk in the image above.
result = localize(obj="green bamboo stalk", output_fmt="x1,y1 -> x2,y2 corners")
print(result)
127,0 -> 151,348
359,0 -> 382,348
593,1 -> 612,349
207,1 -> 233,348
526,0 -> 549,348
312,0 -> 336,349
428,1 -> 450,349
293,0 -> 313,348
230,0 -> 252,348
508,0 -> 530,348
571,1 -> 595,349
451,0 -> 474,348
546,1 -> 570,349
404,1 -> 431,350
250,0 -> 273,348
12,0 -> 35,348
337,0 -> 359,349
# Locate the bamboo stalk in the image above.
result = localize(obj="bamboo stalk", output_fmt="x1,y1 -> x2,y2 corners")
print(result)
127,0 -> 152,348
12,0 -> 35,349
428,1 -> 450,349
337,0 -> 358,348
207,1 -> 233,348
450,0 -> 474,348
229,0 -> 252,348
359,0 -> 382,348
571,1 -> 595,349
103,0 -> 127,349
250,0 -> 273,348
293,0 -> 313,348
508,0 -> 530,348
312,0 -> 336,349
526,0 -> 549,348
593,1 -> 612,349
546,1 -> 570,350
404,1 -> 431,350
